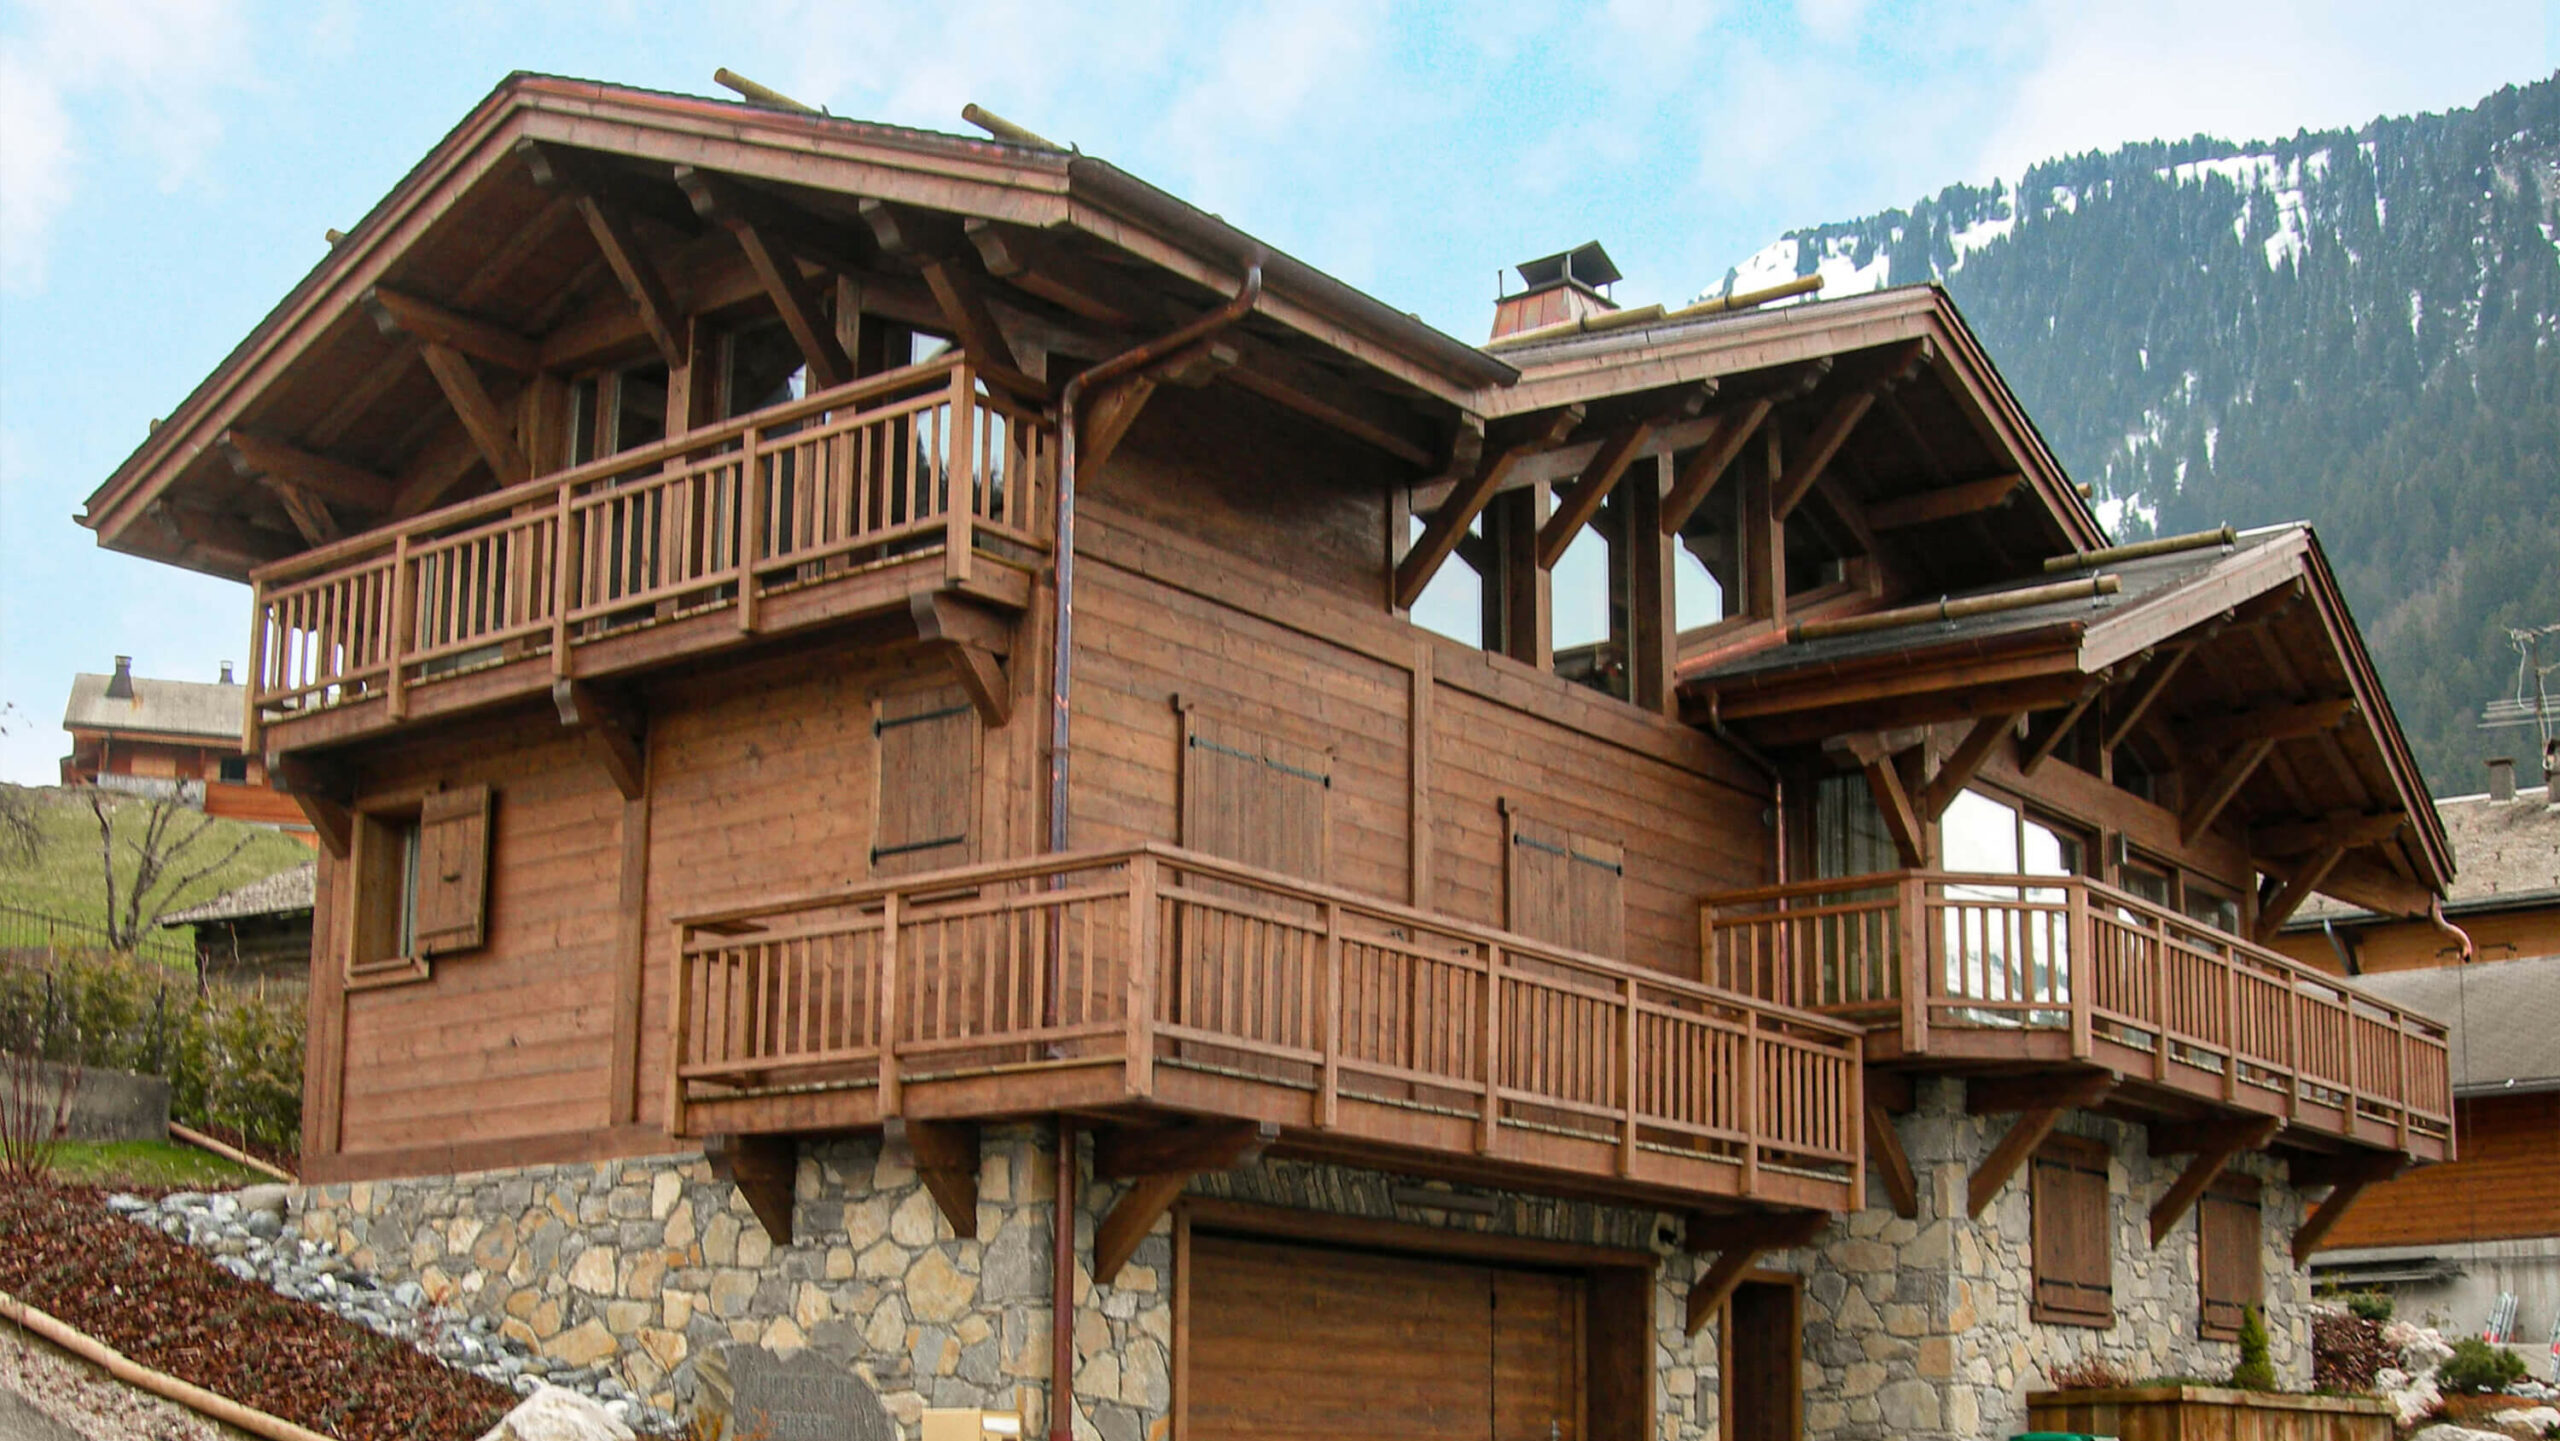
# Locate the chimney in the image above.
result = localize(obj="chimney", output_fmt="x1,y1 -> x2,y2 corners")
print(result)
1492,241 -> 1622,341
219,661 -> 234,685
2487,756 -> 2516,803
105,655 -> 134,700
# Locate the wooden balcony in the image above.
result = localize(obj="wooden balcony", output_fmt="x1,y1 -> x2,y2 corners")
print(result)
244,355 -> 1050,750
670,845 -> 1866,1214
1702,871 -> 2454,1161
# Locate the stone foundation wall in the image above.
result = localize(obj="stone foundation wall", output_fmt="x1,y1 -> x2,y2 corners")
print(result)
1795,1077 -> 2313,1441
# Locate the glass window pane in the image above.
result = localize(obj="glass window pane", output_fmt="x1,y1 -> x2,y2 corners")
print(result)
1942,789 -> 2020,874
1815,774 -> 1900,878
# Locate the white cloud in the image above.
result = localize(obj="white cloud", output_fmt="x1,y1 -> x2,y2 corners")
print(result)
1795,0 -> 1868,43
0,0 -> 254,289
1973,0 -> 2548,183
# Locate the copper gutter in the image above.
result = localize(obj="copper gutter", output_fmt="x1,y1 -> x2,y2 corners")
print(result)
1705,692 -> 1789,888
1041,258 -> 1262,1441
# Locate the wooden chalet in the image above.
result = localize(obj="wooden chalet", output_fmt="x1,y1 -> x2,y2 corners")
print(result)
76,72 -> 2465,1438
61,655 -> 308,832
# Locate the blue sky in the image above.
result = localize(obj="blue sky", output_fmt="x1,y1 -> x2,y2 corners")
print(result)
2,0 -> 2554,782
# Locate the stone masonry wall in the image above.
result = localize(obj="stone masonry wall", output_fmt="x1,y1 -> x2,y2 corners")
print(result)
1795,1076 -> 2313,1441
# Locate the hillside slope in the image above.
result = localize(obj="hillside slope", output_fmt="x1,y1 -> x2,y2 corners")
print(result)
1713,75 -> 2560,794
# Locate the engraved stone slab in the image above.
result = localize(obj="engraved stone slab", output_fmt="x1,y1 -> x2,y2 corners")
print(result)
721,1346 -> 895,1441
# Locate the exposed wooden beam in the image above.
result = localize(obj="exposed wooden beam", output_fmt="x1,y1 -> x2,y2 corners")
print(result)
964,217 -> 1140,326
889,1118 -> 981,1240
1862,747 -> 1926,868
1966,1072 -> 2116,1218
2020,678 -> 2107,776
1081,376 -> 1157,474
1919,712 -> 2021,821
269,754 -> 352,859
552,680 -> 646,801
2176,697 -> 2358,753
362,286 -> 539,373
2104,643 -> 2199,753
573,195 -> 685,371
1393,406 -> 1583,611
1221,342 -> 1437,467
2254,842 -> 2347,943
2180,736 -> 2277,844
2292,1160 -> 2405,1265
2291,1150 -> 2407,1190
942,644 -> 1010,729
706,1132 -> 796,1245
513,137 -> 704,238
1868,1100 -> 1920,1220
219,432 -> 395,511
860,199 -> 1044,397
417,342 -> 530,485
1682,1209 -> 1828,1335
261,479 -> 340,546
1660,398 -> 1770,536
676,168 -> 853,389
154,503 -> 277,570
1093,1120 -> 1276,1282
1867,473 -> 2026,532
2250,810 -> 2405,858
2147,1116 -> 2281,1246
2264,850 -> 2434,920
1537,421 -> 1654,569
1771,388 -> 1877,520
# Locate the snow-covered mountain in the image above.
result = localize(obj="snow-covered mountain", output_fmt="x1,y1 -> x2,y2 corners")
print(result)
1703,75 -> 2560,794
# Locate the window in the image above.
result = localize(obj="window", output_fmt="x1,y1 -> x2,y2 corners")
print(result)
1503,804 -> 1625,958
567,362 -> 670,466
1178,704 -> 1330,881
2030,1133 -> 2114,1326
2181,881 -> 2242,938
872,683 -> 979,877
1813,772 -> 1900,880
216,755 -> 250,784
350,784 -> 492,984
1941,790 -> 2084,1015
2198,1172 -> 2263,1340
721,320 -> 808,419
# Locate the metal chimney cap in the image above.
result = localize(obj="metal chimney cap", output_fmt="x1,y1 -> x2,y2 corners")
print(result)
2487,756 -> 2517,803
106,655 -> 135,700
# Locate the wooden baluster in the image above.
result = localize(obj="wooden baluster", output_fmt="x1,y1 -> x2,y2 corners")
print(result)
2220,949 -> 2240,1102
2068,881 -> 2092,1058
879,893 -> 902,1117
1619,973 -> 1640,1176
553,483 -> 576,674
1320,900 -> 1342,1130
386,533 -> 414,720
2151,912 -> 2172,1080
738,428 -> 764,632
946,367 -> 976,587
1898,875 -> 1929,1052
665,927 -> 692,1138
1741,1009 -> 1762,1192
1126,854 -> 1159,1098
2393,1017 -> 2410,1150
1478,946 -> 1502,1155
243,581 -> 267,753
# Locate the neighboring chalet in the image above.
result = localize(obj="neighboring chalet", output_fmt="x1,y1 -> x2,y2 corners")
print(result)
159,861 -> 318,992
2274,768 -> 2560,1363
76,73 -> 2461,1440
61,655 -> 309,833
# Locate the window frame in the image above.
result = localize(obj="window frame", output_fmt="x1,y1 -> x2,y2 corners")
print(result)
348,802 -> 428,990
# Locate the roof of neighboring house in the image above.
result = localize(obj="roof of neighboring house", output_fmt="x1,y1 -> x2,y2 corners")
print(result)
63,672 -> 245,743
156,862 -> 315,926
2296,783 -> 2560,925
2343,952 -> 2560,1094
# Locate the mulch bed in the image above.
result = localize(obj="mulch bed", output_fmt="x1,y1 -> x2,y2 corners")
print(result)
0,1179 -> 517,1441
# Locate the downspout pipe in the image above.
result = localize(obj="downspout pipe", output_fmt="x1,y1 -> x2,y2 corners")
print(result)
2428,898 -> 2474,963
1705,693 -> 1788,887
1040,255 -> 1262,1441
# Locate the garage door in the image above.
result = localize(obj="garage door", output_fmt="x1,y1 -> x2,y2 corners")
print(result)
1187,1232 -> 1583,1440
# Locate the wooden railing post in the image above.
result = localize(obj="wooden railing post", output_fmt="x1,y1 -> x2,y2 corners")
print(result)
1618,973 -> 1639,1176
1320,899 -> 1342,1131
2067,880 -> 2093,1059
386,533 -> 415,721
945,365 -> 976,587
243,582 -> 267,755
1125,853 -> 1159,1098
2282,974 -> 2303,1120
2220,951 -> 2240,1102
1478,944 -> 1503,1155
551,481 -> 576,675
878,891 -> 902,1117
736,430 -> 765,633
666,926 -> 692,1138
2150,913 -> 2172,1080
2342,996 -> 2359,1127
1741,1008 -> 1762,1194
2393,1018 -> 2411,1150
1898,874 -> 1929,1052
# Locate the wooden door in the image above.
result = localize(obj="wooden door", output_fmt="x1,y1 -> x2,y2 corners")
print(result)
1187,1233 -> 1585,1440
1724,1279 -> 1800,1441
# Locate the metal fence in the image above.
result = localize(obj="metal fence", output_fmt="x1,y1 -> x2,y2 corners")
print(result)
0,901 -> 198,970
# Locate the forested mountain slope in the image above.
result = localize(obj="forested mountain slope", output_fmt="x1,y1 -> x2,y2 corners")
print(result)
1714,75 -> 2560,794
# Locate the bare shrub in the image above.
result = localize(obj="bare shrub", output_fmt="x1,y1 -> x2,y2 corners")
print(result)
0,1049 -> 79,1184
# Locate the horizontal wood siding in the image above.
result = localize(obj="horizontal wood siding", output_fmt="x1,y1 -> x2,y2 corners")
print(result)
336,726 -> 624,1152
2320,1092 -> 2560,1249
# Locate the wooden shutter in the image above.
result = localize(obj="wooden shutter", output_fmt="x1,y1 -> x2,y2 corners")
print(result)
874,683 -> 978,877
1179,706 -> 1330,881
2198,1173 -> 2263,1340
411,784 -> 493,956
1504,806 -> 1625,958
2030,1133 -> 2113,1326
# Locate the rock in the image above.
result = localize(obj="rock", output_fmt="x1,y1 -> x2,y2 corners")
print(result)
235,1183 -> 291,1216
2408,1427 -> 2509,1441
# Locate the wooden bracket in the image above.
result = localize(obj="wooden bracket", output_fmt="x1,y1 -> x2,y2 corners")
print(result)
1660,398 -> 1772,537
706,1132 -> 797,1246
1867,472 -> 2025,532
2181,737 -> 2278,844
676,167 -> 854,389
552,679 -> 647,800
415,341 -> 530,484
1092,1120 -> 1276,1282
1867,1099 -> 1919,1219
886,1118 -> 981,1239
2289,1152 -> 2406,1265
2146,1116 -> 2281,1245
362,286 -> 539,373
907,593 -> 1013,727
1965,1071 -> 2116,1218
2020,677 -> 2107,777
1681,1208 -> 1828,1335
1393,406 -> 1584,611
1918,711 -> 2024,822
269,753 -> 354,859
2252,842 -> 2347,942
1771,384 -> 1879,520
219,431 -> 396,512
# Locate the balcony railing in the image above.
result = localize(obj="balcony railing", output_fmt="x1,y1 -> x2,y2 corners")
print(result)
1701,871 -> 2454,1155
672,845 -> 1865,1207
245,355 -> 1050,738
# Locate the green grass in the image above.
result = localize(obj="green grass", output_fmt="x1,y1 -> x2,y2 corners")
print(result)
0,783 -> 311,954
39,1138 -> 269,1190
